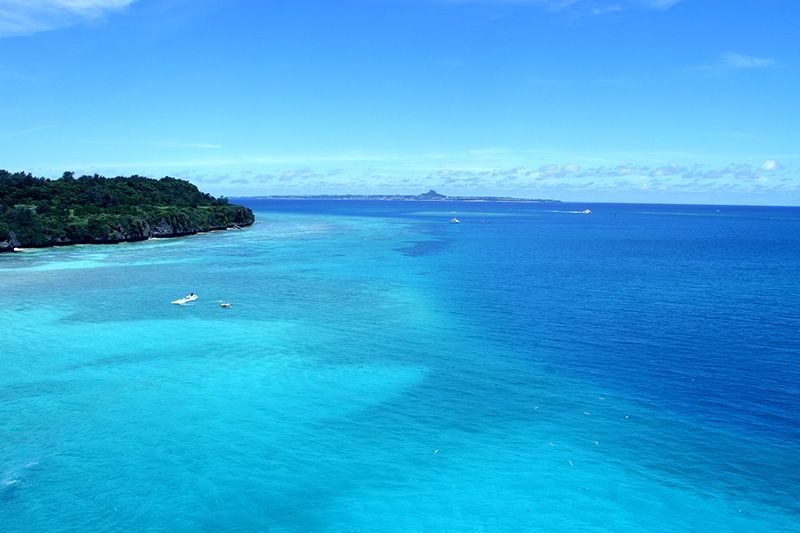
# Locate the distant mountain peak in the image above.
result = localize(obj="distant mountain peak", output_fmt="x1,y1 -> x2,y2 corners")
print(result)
418,189 -> 446,199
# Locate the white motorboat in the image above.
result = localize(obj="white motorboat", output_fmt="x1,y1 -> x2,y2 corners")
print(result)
171,294 -> 198,305
450,217 -> 461,224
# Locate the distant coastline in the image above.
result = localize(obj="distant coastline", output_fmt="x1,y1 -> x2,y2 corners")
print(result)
248,190 -> 560,203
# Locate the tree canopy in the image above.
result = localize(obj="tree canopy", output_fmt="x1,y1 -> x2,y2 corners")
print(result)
0,171 -> 254,250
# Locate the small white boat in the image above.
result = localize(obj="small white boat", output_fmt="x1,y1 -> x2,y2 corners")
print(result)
450,217 -> 461,224
579,209 -> 591,214
171,294 -> 198,305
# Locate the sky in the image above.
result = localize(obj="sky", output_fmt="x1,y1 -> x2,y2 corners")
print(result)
0,0 -> 798,204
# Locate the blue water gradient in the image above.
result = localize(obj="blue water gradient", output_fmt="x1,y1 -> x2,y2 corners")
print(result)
1,201 -> 798,531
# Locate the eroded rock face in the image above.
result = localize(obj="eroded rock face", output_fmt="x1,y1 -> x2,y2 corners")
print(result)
45,235 -> 72,246
1,207 -> 254,251
0,231 -> 20,253
153,218 -> 175,236
151,215 -> 201,237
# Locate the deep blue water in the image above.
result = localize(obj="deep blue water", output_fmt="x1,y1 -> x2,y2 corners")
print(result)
1,200 -> 798,531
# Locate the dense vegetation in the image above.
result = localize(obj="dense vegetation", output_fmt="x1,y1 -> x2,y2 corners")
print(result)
0,170 -> 254,251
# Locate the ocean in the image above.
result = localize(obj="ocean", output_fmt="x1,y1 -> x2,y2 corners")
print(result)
1,200 -> 798,531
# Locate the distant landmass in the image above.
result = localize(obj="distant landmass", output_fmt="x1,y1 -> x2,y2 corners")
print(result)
0,171 -> 255,252
252,190 -> 560,203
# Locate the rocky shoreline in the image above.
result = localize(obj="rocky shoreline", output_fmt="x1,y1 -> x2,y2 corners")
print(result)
0,216 -> 254,253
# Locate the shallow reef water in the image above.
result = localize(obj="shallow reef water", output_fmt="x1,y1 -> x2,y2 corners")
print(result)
1,200 -> 798,531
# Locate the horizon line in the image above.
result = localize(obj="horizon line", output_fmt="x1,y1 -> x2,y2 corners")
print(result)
227,195 -> 800,209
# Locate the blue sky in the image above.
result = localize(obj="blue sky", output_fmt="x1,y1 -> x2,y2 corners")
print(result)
0,0 -> 798,204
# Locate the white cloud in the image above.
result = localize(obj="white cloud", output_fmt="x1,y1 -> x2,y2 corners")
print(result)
696,53 -> 777,73
438,0 -> 682,13
0,0 -> 135,37
645,0 -> 680,7
417,161 -> 792,192
79,138 -> 223,150
0,125 -> 52,140
722,53 -> 776,69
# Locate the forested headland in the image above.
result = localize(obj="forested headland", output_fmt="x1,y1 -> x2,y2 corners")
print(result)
0,171 -> 254,252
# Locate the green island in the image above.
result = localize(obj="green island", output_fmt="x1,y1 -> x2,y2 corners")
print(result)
0,170 -> 254,252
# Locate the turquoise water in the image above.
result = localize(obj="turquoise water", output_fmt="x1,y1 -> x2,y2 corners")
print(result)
1,201 -> 798,531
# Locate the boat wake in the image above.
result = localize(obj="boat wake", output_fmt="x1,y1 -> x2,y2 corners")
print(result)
2,458 -> 39,498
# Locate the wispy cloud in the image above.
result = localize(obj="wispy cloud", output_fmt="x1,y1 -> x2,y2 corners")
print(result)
437,0 -> 682,14
697,52 -> 777,72
79,138 -> 223,150
0,125 -> 52,140
422,160 -> 788,185
0,0 -> 136,37
398,160 -> 793,199
722,52 -> 776,69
